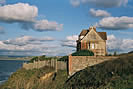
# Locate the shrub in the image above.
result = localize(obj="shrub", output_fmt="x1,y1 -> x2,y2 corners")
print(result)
108,54 -> 112,56
29,55 -> 53,63
72,50 -> 94,56
114,51 -> 117,56
128,51 -> 133,54
58,56 -> 68,62
29,56 -> 39,63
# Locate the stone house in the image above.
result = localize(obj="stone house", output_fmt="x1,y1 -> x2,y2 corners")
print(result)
76,26 -> 107,56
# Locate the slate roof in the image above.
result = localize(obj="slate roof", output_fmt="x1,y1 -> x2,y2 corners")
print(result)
79,29 -> 107,40
97,32 -> 107,40
79,29 -> 89,36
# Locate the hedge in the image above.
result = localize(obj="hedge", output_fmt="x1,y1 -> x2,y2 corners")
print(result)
72,50 -> 94,56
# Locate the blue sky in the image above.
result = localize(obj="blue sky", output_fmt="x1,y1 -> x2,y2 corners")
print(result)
0,0 -> 133,56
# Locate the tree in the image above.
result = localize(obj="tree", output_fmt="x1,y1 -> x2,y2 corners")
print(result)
114,51 -> 117,56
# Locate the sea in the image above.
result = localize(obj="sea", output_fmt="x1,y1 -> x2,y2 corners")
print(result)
0,60 -> 28,85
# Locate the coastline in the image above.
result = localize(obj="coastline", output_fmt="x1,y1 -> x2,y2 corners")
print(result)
0,58 -> 30,61
0,59 -> 27,87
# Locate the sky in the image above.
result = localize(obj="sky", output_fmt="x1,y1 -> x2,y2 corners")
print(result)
0,0 -> 133,56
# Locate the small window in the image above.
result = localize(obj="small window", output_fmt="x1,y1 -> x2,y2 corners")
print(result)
88,43 -> 90,49
92,43 -> 95,49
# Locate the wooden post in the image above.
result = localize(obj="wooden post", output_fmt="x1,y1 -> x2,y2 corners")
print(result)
55,59 -> 57,73
69,55 -> 72,75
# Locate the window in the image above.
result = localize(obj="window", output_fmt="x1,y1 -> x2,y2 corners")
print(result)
88,43 -> 90,49
92,43 -> 95,49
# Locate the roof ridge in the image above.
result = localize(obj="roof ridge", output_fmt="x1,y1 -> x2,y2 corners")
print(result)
79,28 -> 107,40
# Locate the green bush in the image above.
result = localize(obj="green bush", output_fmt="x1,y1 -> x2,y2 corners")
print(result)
29,56 -> 39,63
114,51 -> 117,56
29,55 -> 54,63
128,51 -> 133,54
71,50 -> 94,56
58,56 -> 68,62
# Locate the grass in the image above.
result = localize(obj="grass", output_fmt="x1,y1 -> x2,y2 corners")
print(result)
0,66 -> 68,89
1,53 -> 133,89
58,56 -> 68,62
29,55 -> 57,63
65,53 -> 133,89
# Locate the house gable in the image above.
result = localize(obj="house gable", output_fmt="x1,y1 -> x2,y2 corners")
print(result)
81,27 -> 103,42
77,26 -> 107,56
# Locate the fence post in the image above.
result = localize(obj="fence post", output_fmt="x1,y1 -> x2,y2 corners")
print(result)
55,59 -> 57,73
69,55 -> 72,76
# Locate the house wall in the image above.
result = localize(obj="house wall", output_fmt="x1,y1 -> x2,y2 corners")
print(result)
68,55 -> 118,76
95,41 -> 106,56
78,28 -> 107,56
81,29 -> 102,42
78,40 -> 106,56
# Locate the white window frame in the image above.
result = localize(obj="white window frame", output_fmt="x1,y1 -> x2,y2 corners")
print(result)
92,43 -> 95,49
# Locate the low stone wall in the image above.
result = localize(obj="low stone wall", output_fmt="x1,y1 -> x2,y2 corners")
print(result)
68,55 -> 118,76
23,59 -> 66,71
57,61 -> 67,70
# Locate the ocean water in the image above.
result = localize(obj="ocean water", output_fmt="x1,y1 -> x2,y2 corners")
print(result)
0,60 -> 27,85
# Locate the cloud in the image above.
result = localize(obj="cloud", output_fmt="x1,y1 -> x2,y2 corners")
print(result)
0,3 -> 63,31
33,20 -> 63,31
0,0 -> 6,5
0,36 -> 58,56
107,34 -> 133,52
0,3 -> 38,23
3,36 -> 54,46
61,35 -> 78,47
0,36 -> 75,56
0,26 -> 5,34
62,41 -> 77,48
71,0 -> 128,8
2,34 -> 132,56
0,42 -> 49,56
70,0 -> 80,7
61,34 -> 133,53
119,31 -> 133,35
96,16 -> 133,30
83,0 -> 128,8
20,19 -> 63,31
89,8 -> 111,18
66,35 -> 78,41
42,47 -> 75,56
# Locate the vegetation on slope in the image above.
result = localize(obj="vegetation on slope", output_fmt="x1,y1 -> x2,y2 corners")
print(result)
65,53 -> 133,89
58,56 -> 68,62
72,50 -> 94,56
0,66 -> 67,89
1,53 -> 133,89
57,50 -> 94,62
29,55 -> 56,63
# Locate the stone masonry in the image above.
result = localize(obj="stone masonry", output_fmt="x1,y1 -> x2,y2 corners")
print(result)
68,55 -> 118,76
23,59 -> 66,71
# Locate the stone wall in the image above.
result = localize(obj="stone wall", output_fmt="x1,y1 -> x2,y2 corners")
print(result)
57,61 -> 67,70
23,59 -> 66,71
68,55 -> 118,76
